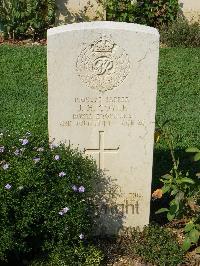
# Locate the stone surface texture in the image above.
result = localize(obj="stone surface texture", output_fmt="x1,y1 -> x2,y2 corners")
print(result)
55,0 -> 105,25
179,0 -> 200,22
48,22 -> 159,234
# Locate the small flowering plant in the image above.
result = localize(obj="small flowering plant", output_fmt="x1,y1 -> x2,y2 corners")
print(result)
0,131 -> 99,261
154,160 -> 200,252
153,125 -> 200,252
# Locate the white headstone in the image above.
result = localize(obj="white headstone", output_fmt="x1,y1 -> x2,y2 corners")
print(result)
48,22 -> 159,234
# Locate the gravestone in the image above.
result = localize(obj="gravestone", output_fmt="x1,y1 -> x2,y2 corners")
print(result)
48,22 -> 159,234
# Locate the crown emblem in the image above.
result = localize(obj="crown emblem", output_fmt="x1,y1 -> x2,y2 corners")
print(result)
92,36 -> 114,53
76,35 -> 130,92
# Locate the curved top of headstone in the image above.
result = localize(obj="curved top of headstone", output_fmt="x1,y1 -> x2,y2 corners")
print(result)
47,21 -> 159,37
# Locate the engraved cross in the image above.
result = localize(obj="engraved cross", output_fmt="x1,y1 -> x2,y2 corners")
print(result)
84,131 -> 119,170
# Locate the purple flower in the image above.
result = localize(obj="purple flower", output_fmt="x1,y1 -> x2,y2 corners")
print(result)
63,207 -> 69,213
33,157 -> 40,163
2,163 -> 9,170
49,143 -> 58,150
0,146 -> 4,153
5,184 -> 12,190
59,207 -> 69,215
78,186 -> 85,193
21,139 -> 29,146
72,185 -> 78,192
79,233 -> 84,240
37,147 -> 44,152
54,155 -> 60,160
59,171 -> 66,177
14,149 -> 20,156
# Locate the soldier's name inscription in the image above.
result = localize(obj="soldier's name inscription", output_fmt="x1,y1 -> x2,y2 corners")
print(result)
60,96 -> 145,128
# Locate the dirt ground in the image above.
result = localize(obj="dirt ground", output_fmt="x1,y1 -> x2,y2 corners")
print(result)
95,230 -> 200,266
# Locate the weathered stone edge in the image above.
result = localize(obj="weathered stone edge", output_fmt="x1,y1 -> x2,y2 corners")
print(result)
47,21 -> 159,37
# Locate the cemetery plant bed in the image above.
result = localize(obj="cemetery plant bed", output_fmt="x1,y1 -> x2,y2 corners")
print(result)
160,18 -> 200,48
0,42 -> 200,265
0,37 -> 47,46
0,131 -> 105,265
89,224 -> 200,266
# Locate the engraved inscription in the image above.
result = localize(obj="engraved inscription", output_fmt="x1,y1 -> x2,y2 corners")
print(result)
60,96 -> 145,128
84,131 -> 119,169
93,56 -> 113,75
99,193 -> 143,216
76,35 -> 130,92
100,200 -> 140,215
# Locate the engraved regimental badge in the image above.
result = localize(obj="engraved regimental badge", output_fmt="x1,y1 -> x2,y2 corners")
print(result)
76,35 -> 130,92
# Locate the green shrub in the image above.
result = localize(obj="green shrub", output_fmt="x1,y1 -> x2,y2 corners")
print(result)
0,0 -> 55,40
160,17 -> 200,47
106,0 -> 139,23
153,125 -> 200,251
30,244 -> 104,266
0,131 -> 101,263
106,0 -> 180,29
135,0 -> 180,28
131,224 -> 184,266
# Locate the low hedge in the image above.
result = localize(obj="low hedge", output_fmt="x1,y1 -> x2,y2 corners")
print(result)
0,131 -> 102,264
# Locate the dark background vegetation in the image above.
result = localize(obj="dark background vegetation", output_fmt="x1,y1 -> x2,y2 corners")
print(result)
1,0 -> 200,48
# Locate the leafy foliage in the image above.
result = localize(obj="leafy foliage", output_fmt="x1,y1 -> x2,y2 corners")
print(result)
0,0 -> 55,40
131,225 -> 184,266
106,0 -> 139,23
30,244 -> 104,266
136,0 -> 180,28
0,131 -> 101,263
160,17 -> 200,47
154,125 -> 200,251
106,0 -> 180,28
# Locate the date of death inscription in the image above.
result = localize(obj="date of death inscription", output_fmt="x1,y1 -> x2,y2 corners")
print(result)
60,96 -> 145,128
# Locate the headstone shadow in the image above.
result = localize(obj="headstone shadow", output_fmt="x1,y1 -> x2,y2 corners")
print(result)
91,169 -> 124,236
